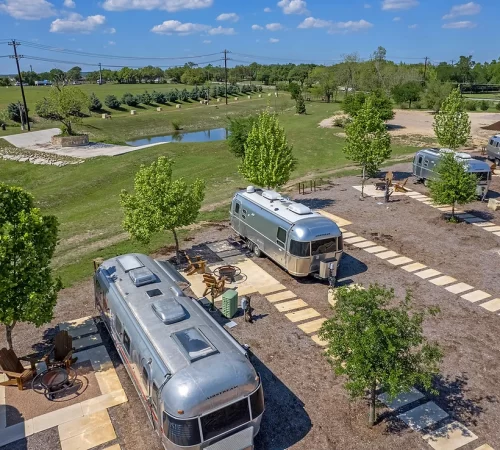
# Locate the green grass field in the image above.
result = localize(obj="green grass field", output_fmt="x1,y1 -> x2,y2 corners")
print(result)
0,99 -> 418,286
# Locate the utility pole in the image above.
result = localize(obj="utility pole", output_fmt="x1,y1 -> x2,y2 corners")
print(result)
223,49 -> 228,105
423,56 -> 428,84
98,62 -> 102,85
9,40 -> 30,131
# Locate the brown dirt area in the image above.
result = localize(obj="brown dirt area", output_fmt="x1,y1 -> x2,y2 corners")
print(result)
2,164 -> 500,449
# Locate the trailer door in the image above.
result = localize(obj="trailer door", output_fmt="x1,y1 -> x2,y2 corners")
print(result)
141,358 -> 159,429
231,200 -> 241,234
275,227 -> 287,267
414,155 -> 423,177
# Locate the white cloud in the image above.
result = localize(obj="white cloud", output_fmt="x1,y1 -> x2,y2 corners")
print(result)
108,40 -> 116,45
203,39 -> 211,43
102,0 -> 213,12
50,13 -> 106,33
104,27 -> 116,33
0,0 -> 56,20
298,17 -> 331,29
216,12 -> 239,22
251,24 -> 263,30
266,22 -> 283,31
151,20 -> 210,34
269,38 -> 279,43
264,7 -> 272,12
443,2 -> 480,19
381,0 -> 419,10
442,20 -> 476,28
364,3 -> 371,7
393,16 -> 401,21
329,19 -> 373,33
408,23 -> 418,28
277,0 -> 308,15
208,26 -> 236,35
64,0 -> 76,7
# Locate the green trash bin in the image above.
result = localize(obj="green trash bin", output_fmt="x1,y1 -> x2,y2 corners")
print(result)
221,289 -> 238,319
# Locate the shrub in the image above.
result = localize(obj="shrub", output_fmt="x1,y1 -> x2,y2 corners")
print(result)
496,102 -> 500,111
413,101 -> 422,109
464,100 -> 478,111
7,102 -> 28,123
479,100 -> 489,111
167,90 -> 178,103
151,91 -> 166,104
172,121 -> 181,131
179,89 -> 189,102
122,92 -> 138,107
139,91 -> 152,105
258,85 -> 263,92
190,87 -> 199,101
296,95 -> 306,114
89,93 -> 102,112
104,95 -> 121,109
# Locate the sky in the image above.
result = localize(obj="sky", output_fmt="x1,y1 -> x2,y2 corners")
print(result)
0,0 -> 497,74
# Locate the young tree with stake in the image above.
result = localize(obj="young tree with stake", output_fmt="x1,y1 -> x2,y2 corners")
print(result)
343,98 -> 391,197
319,285 -> 442,428
0,184 -> 61,351
120,157 -> 205,264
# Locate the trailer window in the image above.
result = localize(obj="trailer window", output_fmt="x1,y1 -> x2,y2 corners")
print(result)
234,202 -> 240,214
311,237 -> 338,255
418,156 -> 423,164
476,172 -> 490,182
201,398 -> 251,441
490,140 -> 494,145
250,385 -> 265,419
114,316 -> 122,336
123,330 -> 131,354
163,413 -> 201,446
289,240 -> 310,257
277,227 -> 286,247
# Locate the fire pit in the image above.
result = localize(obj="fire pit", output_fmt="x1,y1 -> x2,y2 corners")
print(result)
213,265 -> 241,283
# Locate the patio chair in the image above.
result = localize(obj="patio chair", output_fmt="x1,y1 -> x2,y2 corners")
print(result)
0,347 -> 37,390
202,274 -> 225,298
184,252 -> 207,276
43,330 -> 75,370
394,178 -> 409,192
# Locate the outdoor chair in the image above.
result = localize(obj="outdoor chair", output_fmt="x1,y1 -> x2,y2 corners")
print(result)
43,330 -> 75,370
0,347 -> 37,390
202,274 -> 225,298
394,178 -> 409,192
491,163 -> 497,175
184,252 -> 207,276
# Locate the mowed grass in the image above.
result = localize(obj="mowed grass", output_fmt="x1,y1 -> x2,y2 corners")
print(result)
0,100 -> 419,286
464,93 -> 500,100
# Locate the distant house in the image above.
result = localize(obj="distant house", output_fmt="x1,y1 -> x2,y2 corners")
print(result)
35,80 -> 52,86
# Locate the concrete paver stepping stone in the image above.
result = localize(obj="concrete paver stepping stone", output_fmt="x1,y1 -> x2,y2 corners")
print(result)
58,410 -> 110,441
387,256 -> 413,266
67,323 -> 98,339
364,245 -> 388,254
375,250 -> 399,260
32,403 -> 83,434
352,240 -> 377,248
415,197 -> 431,201
235,285 -> 258,296
423,421 -> 478,450
378,387 -> 424,410
344,236 -> 367,244
285,308 -> 320,323
446,283 -> 474,294
275,299 -> 308,312
258,283 -> 286,295
73,334 -> 103,351
267,290 -> 296,303
397,401 -> 448,431
104,445 -> 121,450
95,369 -> 123,395
429,276 -> 457,286
460,290 -> 491,303
316,210 -> 352,227
60,412 -> 117,450
311,334 -> 328,346
59,316 -> 95,331
298,318 -> 327,334
480,298 -> 500,312
494,231 -> 500,237
414,269 -> 442,279
472,222 -> 495,227
81,389 -> 128,416
342,232 -> 357,238
438,207 -> 454,212
400,262 -> 427,272
483,226 -> 500,232
474,445 -> 494,450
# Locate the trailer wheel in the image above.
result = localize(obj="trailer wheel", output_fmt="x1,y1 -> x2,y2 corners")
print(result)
423,179 -> 429,187
253,244 -> 262,257
496,158 -> 500,166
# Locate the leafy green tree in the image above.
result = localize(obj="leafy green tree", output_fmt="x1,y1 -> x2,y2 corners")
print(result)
121,92 -> 138,107
391,81 -> 423,108
35,86 -> 89,135
104,95 -> 121,109
496,102 -> 500,111
319,285 -> 442,427
227,115 -> 257,159
479,100 -> 489,111
7,102 -> 28,123
423,80 -> 453,112
343,98 -> 392,197
179,89 -> 189,102
0,77 -> 11,87
295,95 -> 306,114
66,66 -> 82,82
48,68 -> 65,83
151,91 -> 166,104
343,89 -> 394,121
288,83 -> 301,100
89,93 -> 102,112
139,91 -> 152,105
239,110 -> 297,189
308,66 -> 337,103
433,88 -> 471,149
428,152 -> 478,220
120,157 -> 205,264
0,184 -> 62,351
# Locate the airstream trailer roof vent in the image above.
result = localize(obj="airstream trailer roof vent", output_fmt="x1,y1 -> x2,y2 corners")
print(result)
287,203 -> 312,215
117,254 -> 144,272
151,298 -> 187,324
456,152 -> 471,160
262,190 -> 281,201
246,185 -> 255,193
173,327 -> 217,362
129,267 -> 156,287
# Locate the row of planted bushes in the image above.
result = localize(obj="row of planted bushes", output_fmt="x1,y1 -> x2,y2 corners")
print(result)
90,84 -> 264,111
464,99 -> 500,112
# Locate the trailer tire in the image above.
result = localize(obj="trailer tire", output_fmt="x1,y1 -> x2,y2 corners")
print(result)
253,244 -> 262,258
423,179 -> 429,187
496,158 -> 500,166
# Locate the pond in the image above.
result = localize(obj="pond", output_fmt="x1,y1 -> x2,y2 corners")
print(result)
126,128 -> 229,147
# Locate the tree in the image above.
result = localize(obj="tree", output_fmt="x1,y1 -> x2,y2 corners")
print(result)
423,80 -> 453,112
239,110 -> 297,189
433,88 -> 471,149
120,157 -> 205,264
0,184 -> 62,351
227,115 -> 257,159
295,94 -> 306,114
7,102 -> 28,123
288,83 -> 301,100
121,92 -> 138,107
428,152 -> 478,220
308,66 -> 337,102
343,89 -> 394,121
49,68 -> 65,83
105,95 -> 121,109
66,66 -> 82,82
391,81 -> 422,108
343,98 -> 392,197
319,285 -> 442,427
89,93 -> 102,112
34,86 -> 90,135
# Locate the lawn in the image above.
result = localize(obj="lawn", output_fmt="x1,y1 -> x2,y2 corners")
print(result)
464,93 -> 500,100
0,99 -> 419,286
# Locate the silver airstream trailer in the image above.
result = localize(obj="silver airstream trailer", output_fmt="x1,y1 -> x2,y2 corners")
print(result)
486,134 -> 500,164
412,148 -> 491,198
230,186 -> 343,284
94,254 -> 264,450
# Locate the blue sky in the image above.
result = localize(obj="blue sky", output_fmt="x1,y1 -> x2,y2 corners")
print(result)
0,0 -> 497,73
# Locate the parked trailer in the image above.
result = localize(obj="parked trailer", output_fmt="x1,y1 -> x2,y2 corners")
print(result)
412,148 -> 491,198
230,186 -> 343,284
94,254 -> 264,450
486,134 -> 500,164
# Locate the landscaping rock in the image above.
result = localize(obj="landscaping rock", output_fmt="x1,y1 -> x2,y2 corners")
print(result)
156,107 -> 162,112
131,110 -> 136,115
176,104 -> 181,109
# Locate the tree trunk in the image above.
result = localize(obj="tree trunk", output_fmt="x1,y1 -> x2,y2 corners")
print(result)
6,322 -> 16,351
361,165 -> 366,198
369,380 -> 377,427
326,93 -> 331,103
451,202 -> 455,220
172,229 -> 180,265
334,89 -> 338,102
409,100 -> 412,109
